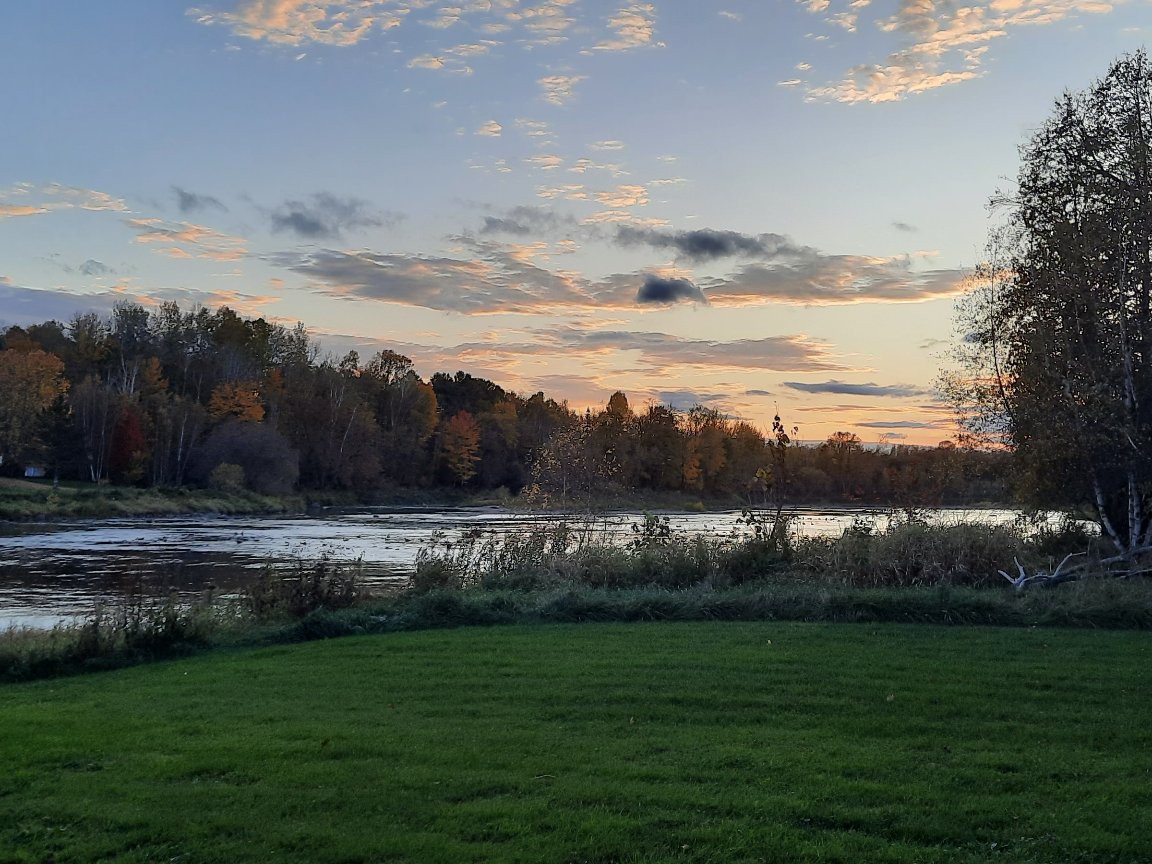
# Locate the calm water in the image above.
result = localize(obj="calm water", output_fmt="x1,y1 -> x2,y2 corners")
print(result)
0,506 -> 1030,629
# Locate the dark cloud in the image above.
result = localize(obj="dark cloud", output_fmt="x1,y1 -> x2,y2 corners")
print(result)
278,239 -> 598,313
479,205 -> 572,236
616,226 -> 807,262
481,216 -> 533,236
636,274 -> 707,305
703,257 -> 968,305
278,228 -> 968,314
79,259 -> 112,277
271,193 -> 390,240
783,380 -> 931,398
744,389 -> 774,396
892,221 -> 917,232
615,225 -> 970,305
173,186 -> 226,214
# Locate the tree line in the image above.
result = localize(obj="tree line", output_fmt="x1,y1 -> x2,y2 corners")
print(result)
0,301 -> 1007,505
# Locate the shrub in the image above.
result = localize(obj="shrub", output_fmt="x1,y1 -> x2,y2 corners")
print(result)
209,462 -> 245,492
244,559 -> 364,620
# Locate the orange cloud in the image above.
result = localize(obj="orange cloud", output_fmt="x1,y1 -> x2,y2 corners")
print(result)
125,218 -> 248,261
797,0 -> 1117,102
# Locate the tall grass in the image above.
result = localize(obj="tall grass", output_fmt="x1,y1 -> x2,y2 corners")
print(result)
0,559 -> 364,682
412,511 -> 1104,592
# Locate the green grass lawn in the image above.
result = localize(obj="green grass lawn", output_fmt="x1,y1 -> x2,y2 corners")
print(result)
1,623 -> 1149,863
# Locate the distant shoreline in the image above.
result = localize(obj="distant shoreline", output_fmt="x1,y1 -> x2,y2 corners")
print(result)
0,478 -> 1016,523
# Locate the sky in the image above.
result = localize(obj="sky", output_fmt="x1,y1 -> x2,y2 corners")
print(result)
1,1 -> 1149,445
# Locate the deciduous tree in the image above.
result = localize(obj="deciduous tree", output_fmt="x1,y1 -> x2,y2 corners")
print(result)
0,348 -> 68,467
952,51 -> 1152,561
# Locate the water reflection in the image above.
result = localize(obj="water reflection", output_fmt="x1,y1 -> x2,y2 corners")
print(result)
0,506 -> 1031,629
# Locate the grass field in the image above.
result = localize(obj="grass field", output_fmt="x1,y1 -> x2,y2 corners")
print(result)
2,622 -> 1150,863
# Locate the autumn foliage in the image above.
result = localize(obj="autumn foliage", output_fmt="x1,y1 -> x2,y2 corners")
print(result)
0,302 -> 1007,503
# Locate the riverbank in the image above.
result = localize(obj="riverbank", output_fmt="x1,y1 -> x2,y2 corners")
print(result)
0,477 -> 1016,521
5,571 -> 1152,684
3,622 -> 1149,863
0,478 -> 304,520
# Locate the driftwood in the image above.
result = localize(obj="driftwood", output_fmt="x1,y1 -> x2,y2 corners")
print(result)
998,547 -> 1152,590
998,553 -> 1086,591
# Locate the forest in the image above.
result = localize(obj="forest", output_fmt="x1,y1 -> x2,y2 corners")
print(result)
0,301 -> 1008,507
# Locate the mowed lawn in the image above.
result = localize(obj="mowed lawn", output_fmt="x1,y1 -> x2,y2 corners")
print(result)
1,623 -> 1150,863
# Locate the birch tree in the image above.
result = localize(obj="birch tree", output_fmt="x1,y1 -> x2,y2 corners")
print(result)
954,52 -> 1152,561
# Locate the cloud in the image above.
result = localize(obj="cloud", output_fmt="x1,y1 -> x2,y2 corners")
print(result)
479,205 -> 574,236
278,223 -> 967,314
79,259 -> 113,277
525,153 -> 565,170
475,120 -> 503,137
278,240 -> 602,313
636,274 -> 707,305
855,420 -> 948,429
617,224 -> 970,304
591,3 -> 658,51
0,204 -> 48,219
40,184 -> 129,212
783,379 -> 932,397
408,53 -> 473,75
173,186 -> 227,214
125,218 -> 248,261
508,0 -> 579,45
594,184 -> 649,208
514,118 -> 554,143
590,140 -> 625,151
704,256 -> 969,305
892,220 -> 917,232
539,74 -> 585,106
270,192 -> 389,240
537,184 -> 588,200
658,390 -> 732,410
568,158 -> 625,176
798,0 -> 1117,103
187,0 -> 400,47
616,226 -> 805,261
0,183 -> 128,218
544,329 -> 846,372
584,211 -> 670,227
439,327 -> 845,374
480,217 -> 533,236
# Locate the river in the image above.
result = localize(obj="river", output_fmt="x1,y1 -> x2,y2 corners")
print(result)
0,506 -> 1031,629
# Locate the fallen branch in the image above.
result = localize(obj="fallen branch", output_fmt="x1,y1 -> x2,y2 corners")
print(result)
998,553 -> 1086,591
